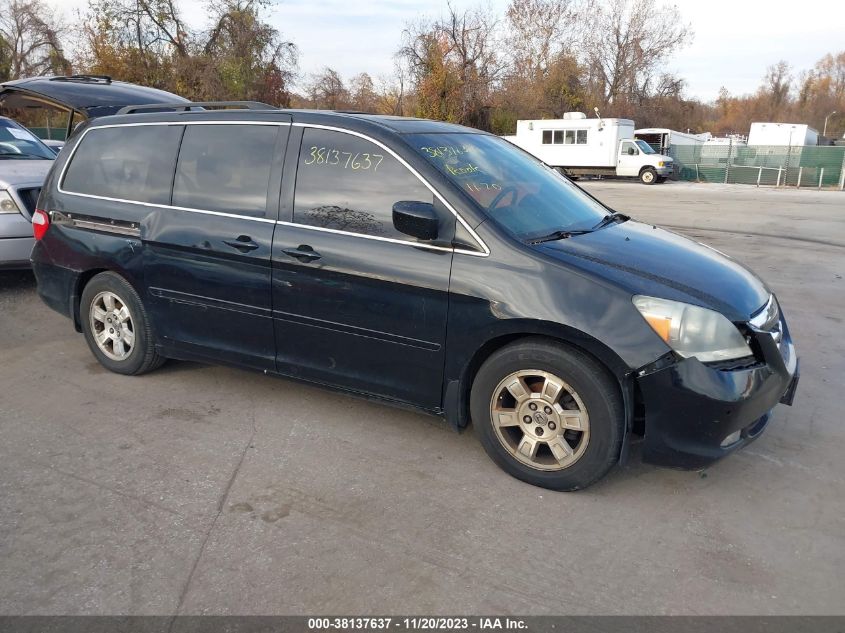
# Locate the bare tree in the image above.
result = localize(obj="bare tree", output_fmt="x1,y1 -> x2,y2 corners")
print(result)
759,61 -> 791,116
375,59 -> 409,116
498,0 -> 584,121
505,0 -> 579,74
307,67 -> 350,110
349,72 -> 377,111
583,0 -> 691,104
0,0 -> 71,80
399,3 -> 502,126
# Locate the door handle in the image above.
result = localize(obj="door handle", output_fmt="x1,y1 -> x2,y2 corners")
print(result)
282,245 -> 321,262
223,235 -> 260,252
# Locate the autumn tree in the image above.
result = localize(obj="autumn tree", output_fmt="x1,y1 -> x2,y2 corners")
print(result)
194,0 -> 297,105
76,0 -> 297,105
399,4 -> 502,128
495,0 -> 584,125
0,0 -> 71,80
797,52 -> 845,138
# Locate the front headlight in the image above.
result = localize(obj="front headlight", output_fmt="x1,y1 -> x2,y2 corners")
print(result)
0,190 -> 21,214
658,161 -> 665,167
633,295 -> 752,362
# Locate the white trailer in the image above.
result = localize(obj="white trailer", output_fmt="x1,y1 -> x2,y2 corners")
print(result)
634,128 -> 710,153
748,122 -> 819,146
506,113 -> 674,184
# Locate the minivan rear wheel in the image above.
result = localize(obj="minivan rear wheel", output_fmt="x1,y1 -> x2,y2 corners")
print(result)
471,338 -> 623,491
80,272 -> 164,375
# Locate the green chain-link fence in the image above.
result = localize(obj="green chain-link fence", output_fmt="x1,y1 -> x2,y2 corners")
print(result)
669,144 -> 845,189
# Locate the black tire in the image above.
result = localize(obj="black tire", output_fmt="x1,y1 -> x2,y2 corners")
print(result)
80,271 -> 165,375
640,168 -> 657,185
471,337 -> 623,491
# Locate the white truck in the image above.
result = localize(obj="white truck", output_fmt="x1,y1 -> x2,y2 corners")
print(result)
748,122 -> 819,147
634,128 -> 711,153
504,112 -> 674,184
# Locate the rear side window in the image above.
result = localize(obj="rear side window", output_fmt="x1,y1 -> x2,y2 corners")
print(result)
173,124 -> 280,217
293,128 -> 433,239
62,125 -> 182,204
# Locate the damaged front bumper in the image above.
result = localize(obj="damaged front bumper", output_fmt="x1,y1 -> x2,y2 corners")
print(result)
635,314 -> 798,470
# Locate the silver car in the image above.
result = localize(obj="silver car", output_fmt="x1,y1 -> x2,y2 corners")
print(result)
0,116 -> 54,268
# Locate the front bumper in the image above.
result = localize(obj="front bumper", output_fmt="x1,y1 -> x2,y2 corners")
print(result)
636,319 -> 798,469
0,236 -> 35,269
655,164 -> 673,176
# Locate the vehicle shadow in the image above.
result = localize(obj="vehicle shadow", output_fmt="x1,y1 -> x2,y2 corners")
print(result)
0,269 -> 36,291
154,359 -> 210,375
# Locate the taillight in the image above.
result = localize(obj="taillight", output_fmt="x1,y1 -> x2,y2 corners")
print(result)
32,209 -> 50,241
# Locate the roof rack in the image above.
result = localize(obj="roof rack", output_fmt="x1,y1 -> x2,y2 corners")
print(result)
116,101 -> 278,115
50,75 -> 112,84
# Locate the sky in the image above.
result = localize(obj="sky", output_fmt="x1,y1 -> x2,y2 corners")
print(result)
45,0 -> 844,102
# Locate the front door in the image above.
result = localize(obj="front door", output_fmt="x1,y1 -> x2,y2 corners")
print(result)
144,121 -> 289,370
271,126 -> 454,409
617,140 -> 641,177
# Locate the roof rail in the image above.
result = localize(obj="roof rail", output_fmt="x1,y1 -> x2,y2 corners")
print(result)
116,101 -> 278,115
50,75 -> 112,84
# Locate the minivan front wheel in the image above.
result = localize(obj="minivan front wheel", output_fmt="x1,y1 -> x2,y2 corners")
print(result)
471,338 -> 623,491
81,272 -> 164,375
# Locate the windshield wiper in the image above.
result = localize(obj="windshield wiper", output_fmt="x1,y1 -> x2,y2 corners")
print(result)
528,228 -> 594,244
592,212 -> 629,230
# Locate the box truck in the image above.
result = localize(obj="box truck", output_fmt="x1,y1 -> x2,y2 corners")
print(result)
504,112 -> 674,184
748,122 -> 819,146
634,128 -> 710,153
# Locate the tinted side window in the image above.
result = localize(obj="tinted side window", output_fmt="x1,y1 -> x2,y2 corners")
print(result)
62,125 -> 182,204
293,128 -> 433,239
173,124 -> 279,217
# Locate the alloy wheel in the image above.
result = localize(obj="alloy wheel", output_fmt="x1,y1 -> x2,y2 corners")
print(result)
89,291 -> 135,361
490,369 -> 590,471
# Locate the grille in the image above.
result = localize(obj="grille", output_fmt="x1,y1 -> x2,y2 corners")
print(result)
707,356 -> 762,372
16,187 -> 41,217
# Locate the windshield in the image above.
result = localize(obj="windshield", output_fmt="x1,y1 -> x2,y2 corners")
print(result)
0,120 -> 55,160
635,140 -> 656,154
408,133 -> 610,240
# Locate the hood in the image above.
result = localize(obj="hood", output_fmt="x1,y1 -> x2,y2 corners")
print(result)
0,158 -> 53,188
538,220 -> 769,321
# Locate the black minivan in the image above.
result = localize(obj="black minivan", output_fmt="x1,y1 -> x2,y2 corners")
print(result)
31,103 -> 798,490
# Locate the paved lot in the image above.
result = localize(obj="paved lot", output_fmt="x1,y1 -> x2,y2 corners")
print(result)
1,181 -> 843,615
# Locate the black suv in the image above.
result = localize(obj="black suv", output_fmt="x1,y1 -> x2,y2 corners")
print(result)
31,103 -> 798,490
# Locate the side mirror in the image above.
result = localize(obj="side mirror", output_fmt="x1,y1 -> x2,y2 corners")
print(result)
392,201 -> 439,241
627,147 -> 637,155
